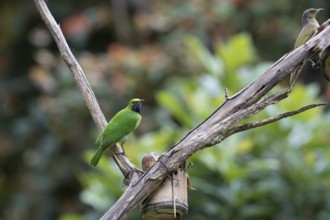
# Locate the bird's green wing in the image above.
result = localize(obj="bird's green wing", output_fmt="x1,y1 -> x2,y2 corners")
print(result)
294,24 -> 317,48
100,108 -> 141,148
90,108 -> 141,167
295,33 -> 313,47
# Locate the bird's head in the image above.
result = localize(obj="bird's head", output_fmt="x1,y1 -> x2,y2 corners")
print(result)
128,98 -> 144,113
302,8 -> 323,22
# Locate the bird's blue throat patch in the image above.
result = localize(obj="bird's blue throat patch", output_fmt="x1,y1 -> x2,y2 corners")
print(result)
132,103 -> 142,114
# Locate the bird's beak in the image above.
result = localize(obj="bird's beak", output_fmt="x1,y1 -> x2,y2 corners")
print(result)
317,8 -> 324,13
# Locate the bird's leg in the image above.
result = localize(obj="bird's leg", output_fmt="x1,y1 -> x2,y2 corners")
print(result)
289,59 -> 307,90
307,50 -> 321,70
289,69 -> 299,90
114,142 -> 127,156
310,58 -> 320,69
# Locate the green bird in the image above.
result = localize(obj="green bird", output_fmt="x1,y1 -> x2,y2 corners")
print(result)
290,8 -> 323,87
90,98 -> 144,167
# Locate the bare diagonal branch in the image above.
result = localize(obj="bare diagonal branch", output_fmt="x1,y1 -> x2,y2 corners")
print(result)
34,0 -> 106,129
33,0 -> 138,178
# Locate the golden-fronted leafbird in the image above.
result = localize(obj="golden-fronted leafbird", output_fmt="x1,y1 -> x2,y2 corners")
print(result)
290,8 -> 323,87
90,98 -> 144,167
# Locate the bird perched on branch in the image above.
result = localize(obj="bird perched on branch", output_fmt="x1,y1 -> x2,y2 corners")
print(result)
290,8 -> 324,87
90,98 -> 144,167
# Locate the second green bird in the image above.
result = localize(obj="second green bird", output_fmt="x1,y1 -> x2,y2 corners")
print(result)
290,8 -> 323,87
90,98 -> 144,167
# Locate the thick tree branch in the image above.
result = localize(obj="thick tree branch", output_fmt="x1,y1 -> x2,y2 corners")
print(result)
100,22 -> 330,220
33,1 -> 330,219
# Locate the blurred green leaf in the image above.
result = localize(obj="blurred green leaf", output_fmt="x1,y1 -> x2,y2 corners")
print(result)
156,90 -> 192,127
185,35 -> 224,76
216,33 -> 256,72
58,214 -> 82,220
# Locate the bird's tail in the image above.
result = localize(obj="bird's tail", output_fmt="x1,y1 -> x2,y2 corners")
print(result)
90,146 -> 107,167
290,66 -> 303,89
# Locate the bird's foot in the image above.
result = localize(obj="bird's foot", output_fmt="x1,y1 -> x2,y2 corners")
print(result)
310,58 -> 320,70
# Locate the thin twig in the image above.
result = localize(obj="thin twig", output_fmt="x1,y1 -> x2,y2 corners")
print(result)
229,103 -> 328,135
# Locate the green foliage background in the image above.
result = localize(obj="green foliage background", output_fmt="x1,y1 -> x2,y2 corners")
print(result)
1,0 -> 330,219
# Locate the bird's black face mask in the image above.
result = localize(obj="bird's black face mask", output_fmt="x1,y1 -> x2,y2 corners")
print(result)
132,102 -> 142,113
